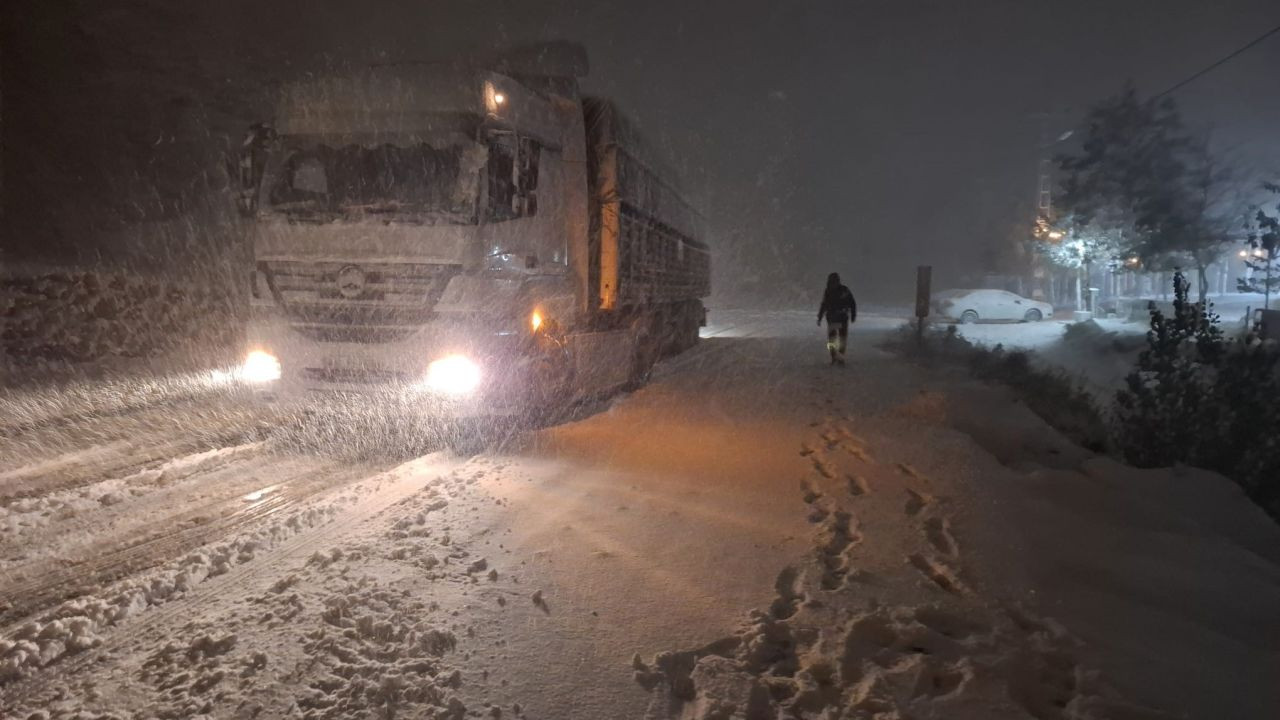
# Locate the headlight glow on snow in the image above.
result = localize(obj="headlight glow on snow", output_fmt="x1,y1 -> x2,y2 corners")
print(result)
423,354 -> 482,396
242,484 -> 280,502
241,350 -> 282,383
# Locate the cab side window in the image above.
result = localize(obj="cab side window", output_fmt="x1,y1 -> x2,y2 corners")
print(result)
517,136 -> 540,217
485,132 -> 540,221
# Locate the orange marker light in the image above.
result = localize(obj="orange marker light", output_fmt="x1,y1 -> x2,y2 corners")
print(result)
531,310 -> 543,332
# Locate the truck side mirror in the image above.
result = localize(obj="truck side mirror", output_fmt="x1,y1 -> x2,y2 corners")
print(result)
231,123 -> 276,217
518,138 -> 540,192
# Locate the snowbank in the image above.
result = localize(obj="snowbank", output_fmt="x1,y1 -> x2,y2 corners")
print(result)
951,318 -> 1146,397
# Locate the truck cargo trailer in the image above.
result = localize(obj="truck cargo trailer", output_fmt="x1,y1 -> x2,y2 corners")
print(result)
229,43 -> 709,419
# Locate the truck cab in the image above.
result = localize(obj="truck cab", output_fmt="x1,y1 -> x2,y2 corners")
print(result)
231,44 -> 708,418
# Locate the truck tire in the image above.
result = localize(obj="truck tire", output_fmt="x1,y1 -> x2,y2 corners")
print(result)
626,315 -> 661,390
678,301 -> 701,352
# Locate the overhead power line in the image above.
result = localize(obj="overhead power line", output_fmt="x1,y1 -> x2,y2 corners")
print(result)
1155,20 -> 1280,98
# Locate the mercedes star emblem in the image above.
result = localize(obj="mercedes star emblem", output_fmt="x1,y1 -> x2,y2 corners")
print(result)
336,265 -> 366,299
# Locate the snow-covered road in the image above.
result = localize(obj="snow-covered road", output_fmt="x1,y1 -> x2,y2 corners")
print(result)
2,309 -> 1278,719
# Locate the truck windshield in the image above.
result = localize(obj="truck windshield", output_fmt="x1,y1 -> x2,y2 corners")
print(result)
267,141 -> 486,224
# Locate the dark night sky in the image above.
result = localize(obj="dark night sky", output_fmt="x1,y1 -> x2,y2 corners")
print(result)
4,0 -> 1279,301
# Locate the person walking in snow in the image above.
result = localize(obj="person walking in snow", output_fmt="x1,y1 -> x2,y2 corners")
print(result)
817,272 -> 857,365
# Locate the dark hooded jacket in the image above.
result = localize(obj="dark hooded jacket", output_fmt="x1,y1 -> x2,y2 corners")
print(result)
818,273 -> 857,324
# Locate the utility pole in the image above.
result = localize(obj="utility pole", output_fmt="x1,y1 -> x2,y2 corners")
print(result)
1028,110 -> 1074,305
1036,120 -> 1053,221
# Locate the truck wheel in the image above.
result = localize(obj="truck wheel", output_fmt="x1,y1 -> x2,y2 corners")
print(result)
682,309 -> 701,350
626,317 -> 660,390
674,301 -> 701,352
626,352 -> 651,390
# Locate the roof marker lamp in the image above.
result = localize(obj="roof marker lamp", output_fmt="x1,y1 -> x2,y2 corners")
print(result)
485,82 -> 508,113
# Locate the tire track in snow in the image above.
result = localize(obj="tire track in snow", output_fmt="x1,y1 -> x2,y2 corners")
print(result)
0,441 -> 268,566
0,440 -> 134,484
0,422 -> 266,505
0,452 -> 377,627
0,452 -> 469,699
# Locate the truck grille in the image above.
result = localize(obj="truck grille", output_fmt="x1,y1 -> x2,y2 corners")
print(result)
262,261 -> 459,342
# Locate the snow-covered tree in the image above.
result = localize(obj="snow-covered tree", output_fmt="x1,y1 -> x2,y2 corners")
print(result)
1172,146 -> 1243,300
1035,210 -> 1127,309
1238,183 -> 1280,310
1056,85 -> 1239,301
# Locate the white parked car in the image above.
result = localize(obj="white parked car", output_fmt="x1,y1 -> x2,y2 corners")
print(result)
932,289 -> 1054,323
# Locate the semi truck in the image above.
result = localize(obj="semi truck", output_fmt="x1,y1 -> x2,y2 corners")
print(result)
230,43 -> 709,419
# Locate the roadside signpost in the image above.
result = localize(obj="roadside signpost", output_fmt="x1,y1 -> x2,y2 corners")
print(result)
915,265 -> 932,341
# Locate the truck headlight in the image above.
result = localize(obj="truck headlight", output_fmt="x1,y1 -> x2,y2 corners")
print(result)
423,354 -> 482,396
241,350 -> 282,383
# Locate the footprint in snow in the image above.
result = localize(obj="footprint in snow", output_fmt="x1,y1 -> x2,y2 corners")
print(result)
846,474 -> 869,497
839,441 -> 873,463
811,456 -> 838,479
800,478 -> 822,505
770,565 -> 805,619
904,488 -> 931,516
818,511 -> 860,590
896,462 -> 925,482
924,517 -> 958,558
908,553 -> 966,596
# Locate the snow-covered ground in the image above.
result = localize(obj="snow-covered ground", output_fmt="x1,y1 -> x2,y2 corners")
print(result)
951,318 -> 1147,397
1,309 -> 1277,719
